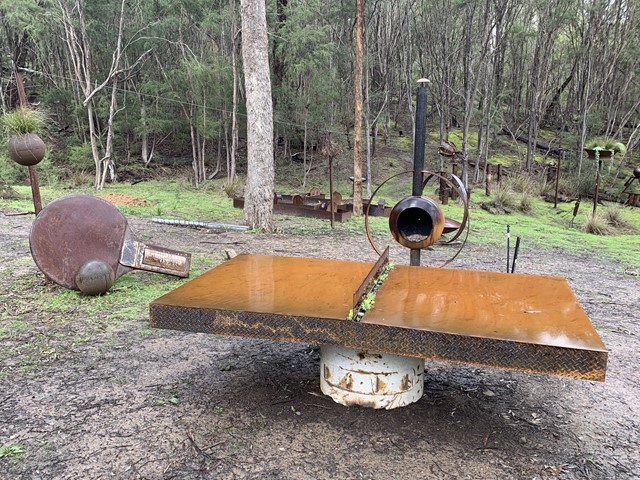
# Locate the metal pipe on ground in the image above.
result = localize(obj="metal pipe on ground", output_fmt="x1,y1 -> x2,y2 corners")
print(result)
151,218 -> 250,231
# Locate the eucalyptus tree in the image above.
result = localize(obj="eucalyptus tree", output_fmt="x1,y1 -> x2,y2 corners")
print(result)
414,0 -> 464,151
271,0 -> 340,186
240,0 -> 274,231
56,0 -> 151,188
364,0 -> 415,195
353,0 -> 364,215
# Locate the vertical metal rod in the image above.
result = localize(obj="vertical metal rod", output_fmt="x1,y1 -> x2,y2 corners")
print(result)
441,173 -> 449,205
412,80 -> 428,197
510,236 -> 521,274
554,153 -> 562,208
451,164 -> 458,200
593,159 -> 601,215
28,166 -> 43,215
411,78 -> 429,267
506,225 -> 511,273
15,68 -> 43,215
329,156 -> 335,229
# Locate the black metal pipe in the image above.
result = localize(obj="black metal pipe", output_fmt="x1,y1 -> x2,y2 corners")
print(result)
506,225 -> 511,273
511,236 -> 521,273
411,79 -> 429,267
412,80 -> 428,197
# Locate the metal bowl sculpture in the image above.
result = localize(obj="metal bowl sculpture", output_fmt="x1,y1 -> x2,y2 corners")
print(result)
365,170 -> 469,267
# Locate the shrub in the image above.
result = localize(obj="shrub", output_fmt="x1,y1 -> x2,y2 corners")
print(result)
505,172 -> 536,194
67,143 -> 94,170
556,177 -> 577,198
519,190 -> 535,214
223,179 -> 243,198
538,179 -> 555,196
575,175 -> 597,198
581,213 -> 610,235
603,206 -> 636,232
491,186 -> 517,210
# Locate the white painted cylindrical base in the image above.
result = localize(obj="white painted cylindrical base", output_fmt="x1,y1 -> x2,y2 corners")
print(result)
320,345 -> 424,410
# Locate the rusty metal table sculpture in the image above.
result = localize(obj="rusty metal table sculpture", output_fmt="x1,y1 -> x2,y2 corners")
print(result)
149,80 -> 607,409
150,255 -> 607,381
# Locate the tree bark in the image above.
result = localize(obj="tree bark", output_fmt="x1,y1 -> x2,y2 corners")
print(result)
240,0 -> 274,232
353,0 -> 364,216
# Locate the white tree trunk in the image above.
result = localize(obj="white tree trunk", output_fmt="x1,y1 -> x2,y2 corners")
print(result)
240,0 -> 274,231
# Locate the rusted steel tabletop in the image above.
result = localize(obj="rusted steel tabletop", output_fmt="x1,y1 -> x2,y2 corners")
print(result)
150,254 -> 607,381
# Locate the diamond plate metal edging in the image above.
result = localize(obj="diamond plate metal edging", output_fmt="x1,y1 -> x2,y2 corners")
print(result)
149,303 -> 607,381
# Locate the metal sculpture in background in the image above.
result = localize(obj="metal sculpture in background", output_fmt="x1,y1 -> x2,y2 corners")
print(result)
30,195 -> 192,295
621,167 -> 640,207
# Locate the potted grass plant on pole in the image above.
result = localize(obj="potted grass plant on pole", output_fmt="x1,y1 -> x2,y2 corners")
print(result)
2,106 -> 46,214
584,138 -> 627,215
584,138 -> 627,161
3,107 -> 46,166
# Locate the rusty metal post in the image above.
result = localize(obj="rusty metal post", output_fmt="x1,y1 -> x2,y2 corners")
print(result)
485,164 -> 492,196
329,156 -> 335,229
554,153 -> 562,209
410,79 -> 429,267
593,159 -> 602,215
440,172 -> 450,205
451,164 -> 458,200
15,68 -> 43,215
439,172 -> 449,205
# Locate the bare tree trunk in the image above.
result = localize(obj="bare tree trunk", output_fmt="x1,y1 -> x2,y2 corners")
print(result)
58,0 -> 146,189
86,102 -> 101,188
140,100 -> 151,166
461,3 -> 476,187
229,13 -> 240,184
188,109 -> 198,185
240,0 -> 274,231
99,79 -> 119,189
353,0 -> 364,216
302,104 -> 308,188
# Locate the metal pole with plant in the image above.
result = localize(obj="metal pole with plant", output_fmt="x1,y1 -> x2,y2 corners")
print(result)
2,68 -> 45,214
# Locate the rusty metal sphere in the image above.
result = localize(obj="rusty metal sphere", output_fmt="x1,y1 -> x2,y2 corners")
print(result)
389,196 -> 445,250
633,167 -> 640,179
8,133 -> 46,166
438,140 -> 457,157
75,259 -> 115,295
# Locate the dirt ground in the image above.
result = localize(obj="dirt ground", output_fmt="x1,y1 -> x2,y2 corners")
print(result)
0,205 -> 638,480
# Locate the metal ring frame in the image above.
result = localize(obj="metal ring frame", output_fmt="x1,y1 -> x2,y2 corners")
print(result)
364,170 -> 470,268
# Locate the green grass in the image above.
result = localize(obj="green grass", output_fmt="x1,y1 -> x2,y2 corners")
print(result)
2,169 -> 639,273
0,444 -> 26,459
2,180 -> 246,223
465,192 -> 640,268
38,254 -> 219,321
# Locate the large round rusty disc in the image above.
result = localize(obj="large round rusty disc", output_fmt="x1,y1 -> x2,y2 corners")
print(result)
30,195 -> 129,289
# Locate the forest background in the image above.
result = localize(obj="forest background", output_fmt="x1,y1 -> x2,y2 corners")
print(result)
1,0 -> 639,204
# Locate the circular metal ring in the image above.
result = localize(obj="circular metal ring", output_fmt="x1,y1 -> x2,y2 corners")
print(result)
421,170 -> 469,244
365,170 -> 470,268
365,171 -> 413,256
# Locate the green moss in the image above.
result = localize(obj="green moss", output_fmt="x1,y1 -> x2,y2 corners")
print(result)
488,154 -> 520,167
391,134 -> 413,152
447,130 -> 479,150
